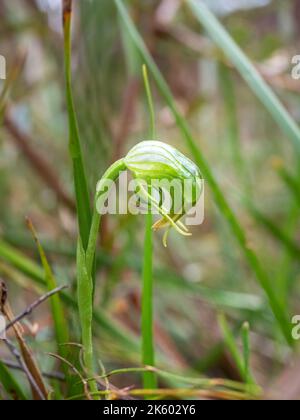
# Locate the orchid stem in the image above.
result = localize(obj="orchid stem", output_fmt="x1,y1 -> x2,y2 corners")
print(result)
87,159 -> 126,278
142,65 -> 157,391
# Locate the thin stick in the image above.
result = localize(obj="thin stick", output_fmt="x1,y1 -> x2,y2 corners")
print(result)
0,359 -> 65,382
0,280 -> 48,399
48,352 -> 91,400
2,285 -> 67,335
3,339 -> 46,401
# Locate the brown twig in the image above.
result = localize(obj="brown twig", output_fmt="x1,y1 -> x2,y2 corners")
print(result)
48,352 -> 92,400
3,338 -> 46,401
0,279 -> 49,400
0,359 -> 65,382
2,285 -> 67,335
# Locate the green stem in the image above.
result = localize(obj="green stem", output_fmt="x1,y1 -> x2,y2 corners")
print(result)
142,65 -> 157,390
77,238 -> 99,398
86,209 -> 101,278
87,159 -> 127,276
77,158 -> 126,400
142,211 -> 156,389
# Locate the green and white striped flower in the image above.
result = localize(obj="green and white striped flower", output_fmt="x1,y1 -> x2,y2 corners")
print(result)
96,140 -> 202,246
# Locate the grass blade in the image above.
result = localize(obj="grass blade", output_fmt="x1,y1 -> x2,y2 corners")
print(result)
0,240 -> 45,284
219,314 -> 255,385
0,361 -> 27,400
26,220 -> 69,350
114,0 -> 292,345
219,314 -> 246,380
187,0 -> 300,154
218,63 -> 245,183
63,0 -> 92,249
278,167 -> 300,207
141,65 -> 157,391
26,220 -> 72,392
76,238 -> 99,398
241,322 -> 251,384
249,206 -> 300,259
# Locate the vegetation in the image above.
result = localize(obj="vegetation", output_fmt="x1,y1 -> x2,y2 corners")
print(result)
0,0 -> 299,400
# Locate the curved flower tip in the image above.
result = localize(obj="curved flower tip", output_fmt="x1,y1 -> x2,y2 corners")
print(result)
152,216 -> 192,248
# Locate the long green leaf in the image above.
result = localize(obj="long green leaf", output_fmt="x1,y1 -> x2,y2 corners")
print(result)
219,314 -> 255,385
249,206 -> 300,259
241,322 -> 251,384
76,239 -> 98,397
63,0 -> 92,249
27,221 -> 69,351
0,239 -> 45,284
218,63 -> 245,182
26,220 -> 72,391
278,167 -> 300,207
187,0 -> 300,154
114,0 -> 292,345
0,361 -> 27,400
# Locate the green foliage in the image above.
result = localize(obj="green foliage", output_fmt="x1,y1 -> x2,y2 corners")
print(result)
187,0 -> 300,155
63,4 -> 92,250
114,0 -> 293,345
1,0 -> 300,401
219,314 -> 256,385
0,361 -> 27,400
